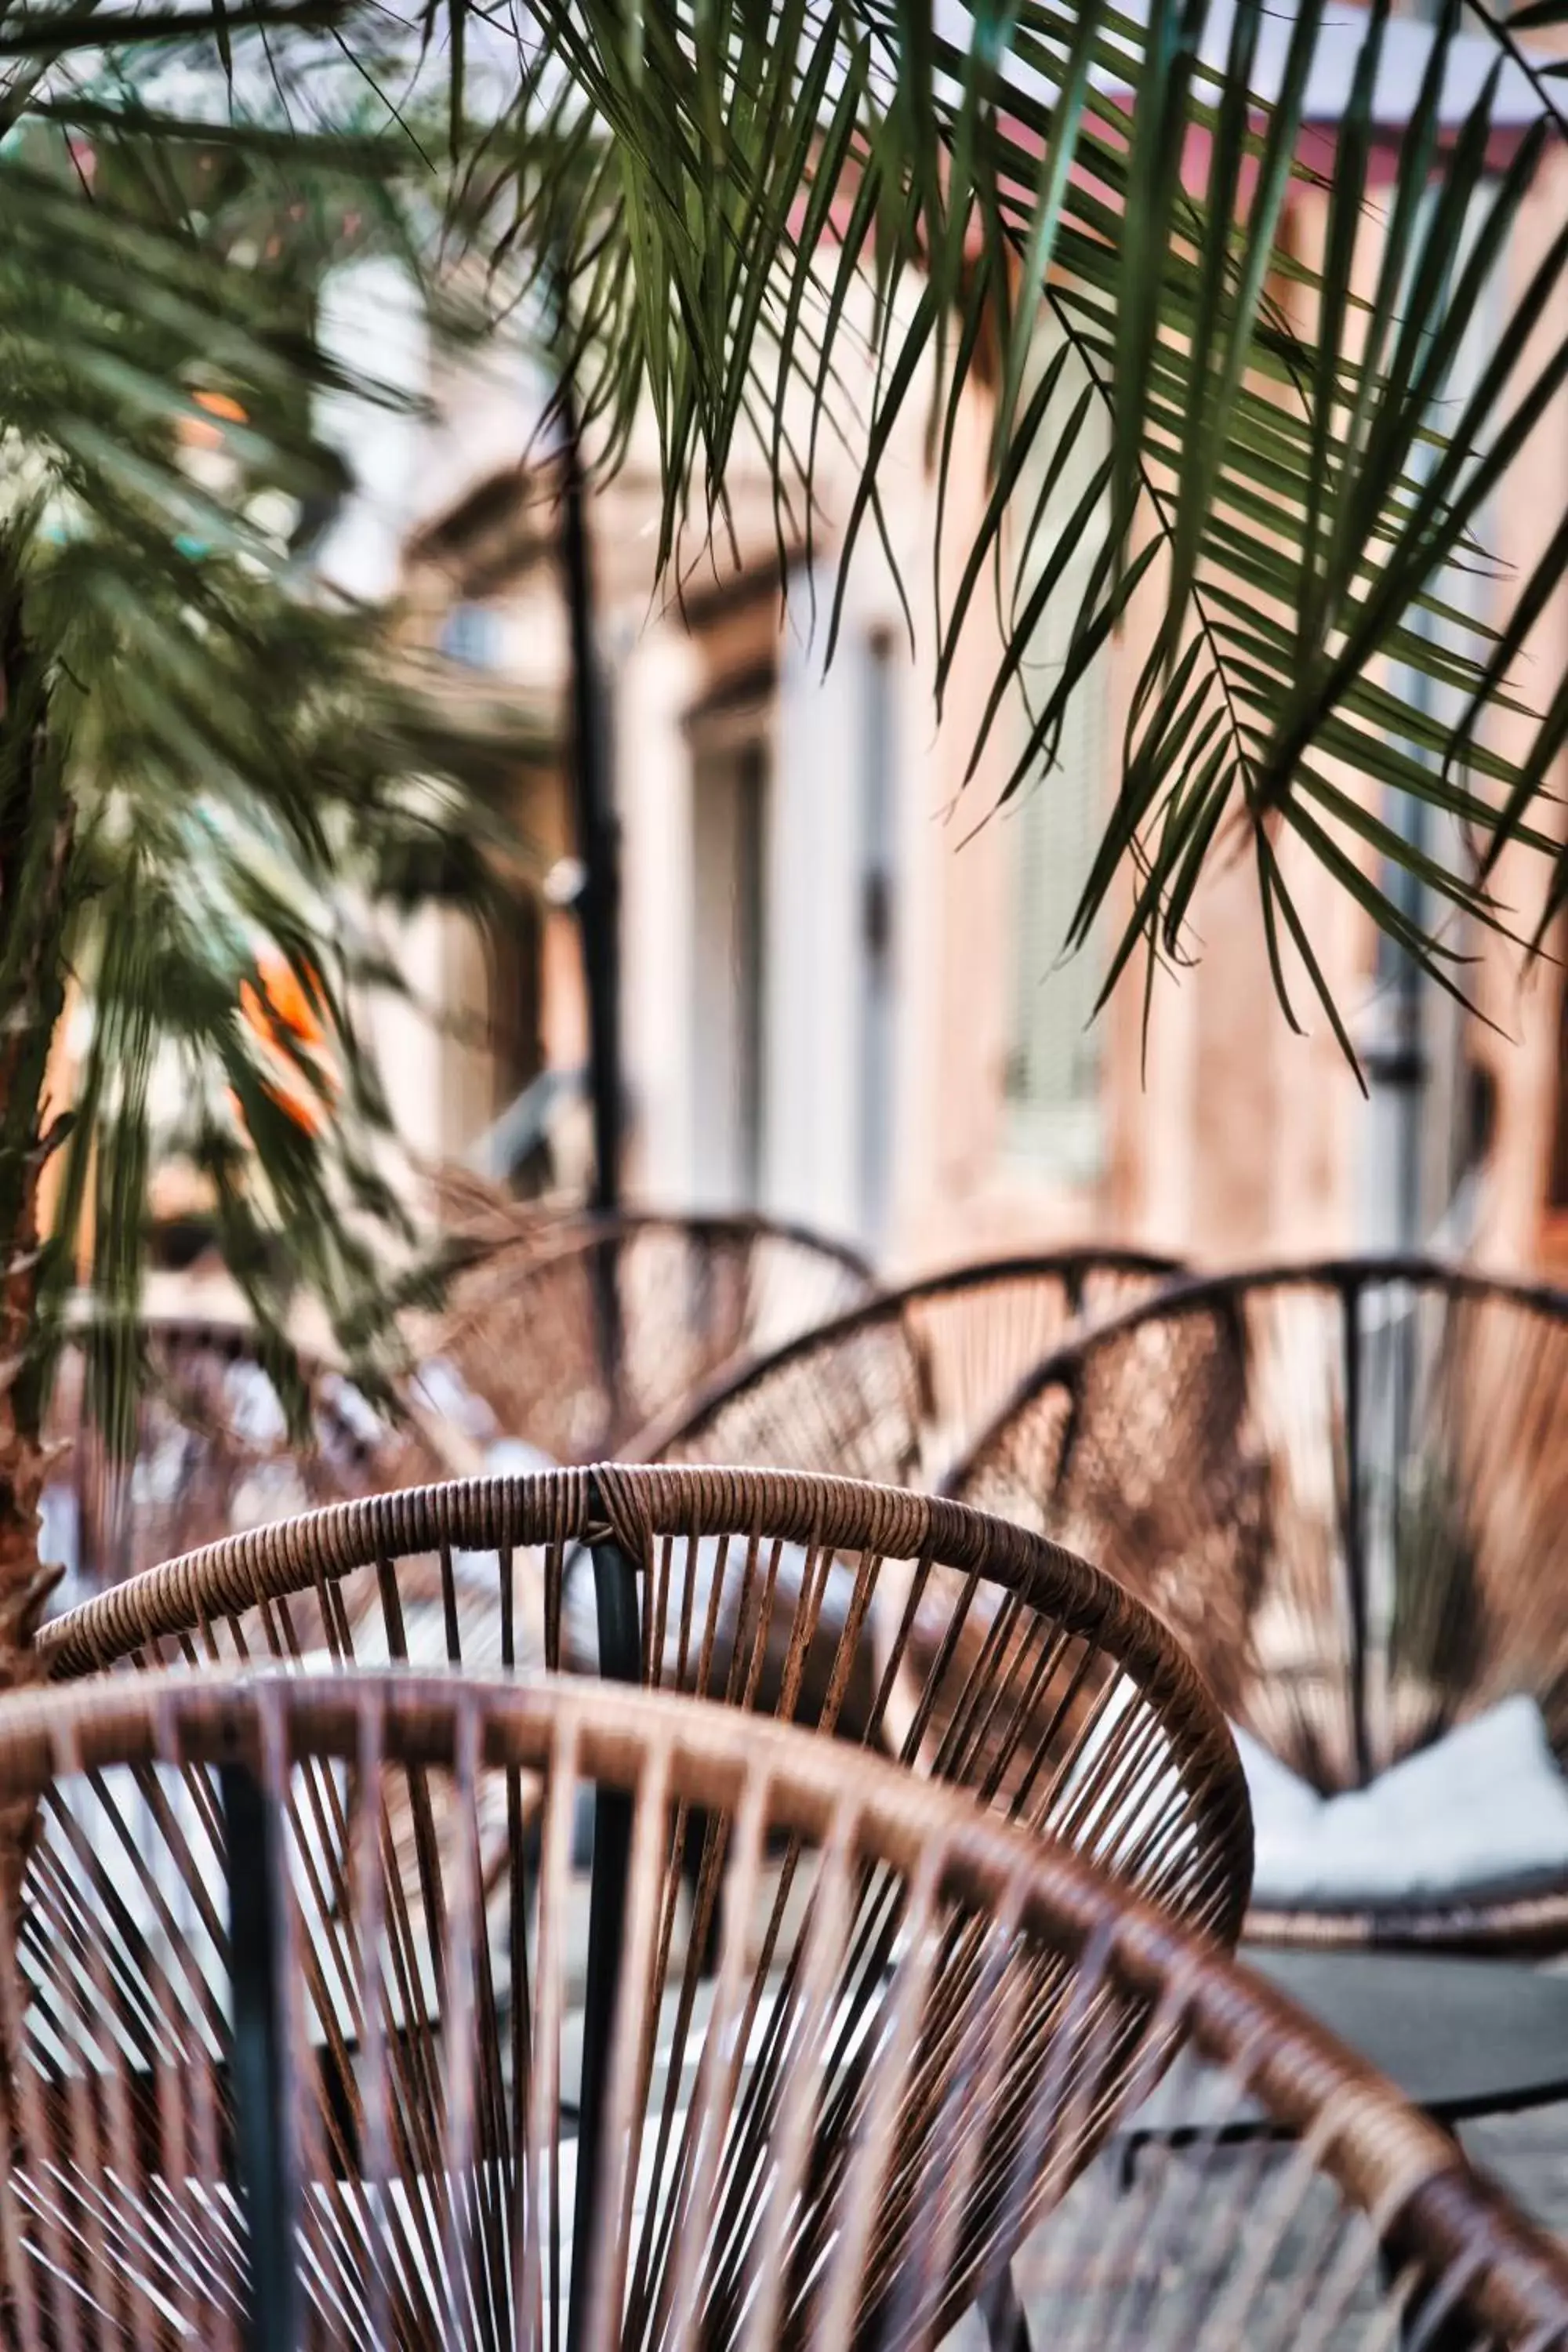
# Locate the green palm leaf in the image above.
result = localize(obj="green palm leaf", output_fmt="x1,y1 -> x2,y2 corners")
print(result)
0,62 -> 546,1465
463,0 -> 1568,1047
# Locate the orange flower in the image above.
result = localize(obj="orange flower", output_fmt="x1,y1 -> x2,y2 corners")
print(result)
180,388 -> 249,452
241,955 -> 328,1051
234,953 -> 339,1139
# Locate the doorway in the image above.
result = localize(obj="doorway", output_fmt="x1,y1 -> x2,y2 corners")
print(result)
691,734 -> 769,1207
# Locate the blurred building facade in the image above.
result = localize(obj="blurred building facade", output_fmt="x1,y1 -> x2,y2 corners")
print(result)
341,22 -> 1568,1284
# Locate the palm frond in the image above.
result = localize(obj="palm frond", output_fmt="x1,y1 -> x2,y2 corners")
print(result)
23,0 -> 1568,1025
465,0 -> 1568,1040
0,70 -> 552,1444
28,512 -> 549,1430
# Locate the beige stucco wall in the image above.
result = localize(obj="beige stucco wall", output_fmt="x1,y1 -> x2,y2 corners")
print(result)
1467,141 -> 1568,1277
400,156 -> 1568,1286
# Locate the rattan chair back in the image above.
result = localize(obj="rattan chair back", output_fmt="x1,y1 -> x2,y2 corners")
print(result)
38,1467 -> 1251,1942
42,1316 -> 453,1611
949,1257 -> 1568,1946
0,1670 -> 1562,2352
424,1189 -> 874,1464
635,1251 -> 1181,1486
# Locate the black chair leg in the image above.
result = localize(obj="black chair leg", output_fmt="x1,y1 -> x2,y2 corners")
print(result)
222,1760 -> 300,2352
566,1534 -> 641,2352
978,2263 -> 1033,2352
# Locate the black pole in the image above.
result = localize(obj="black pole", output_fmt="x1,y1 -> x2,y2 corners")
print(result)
556,343 -> 624,1439
565,1534 -> 641,2352
221,1761 -> 299,2352
557,368 -> 620,1220
1341,1276 -> 1372,1791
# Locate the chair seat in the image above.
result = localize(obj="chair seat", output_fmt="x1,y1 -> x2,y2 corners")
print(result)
1237,1696 -> 1568,1913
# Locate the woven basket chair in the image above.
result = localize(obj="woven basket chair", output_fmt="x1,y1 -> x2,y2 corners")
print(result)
947,1255 -> 1568,1950
631,1250 -> 1181,1486
423,1181 -> 875,1464
1,1671 -> 1563,2352
37,1467 -> 1251,1962
40,1315 -> 455,1612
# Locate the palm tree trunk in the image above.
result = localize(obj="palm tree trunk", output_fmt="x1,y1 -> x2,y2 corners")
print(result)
0,550 -> 73,1915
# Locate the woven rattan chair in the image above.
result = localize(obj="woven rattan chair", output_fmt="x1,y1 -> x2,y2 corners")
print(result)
37,1467 -> 1250,1947
423,1179 -> 875,1463
948,1256 -> 1568,1949
1,1670 -> 1563,2352
40,1315 -> 455,1612
633,1250 -> 1181,1486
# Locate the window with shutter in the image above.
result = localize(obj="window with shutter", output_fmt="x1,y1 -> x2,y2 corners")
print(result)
1002,326 -> 1112,1182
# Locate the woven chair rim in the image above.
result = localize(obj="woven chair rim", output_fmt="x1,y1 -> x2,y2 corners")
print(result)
76,1310 -> 458,1476
7,1661 -> 1567,2350
445,1203 -> 876,1285
51,1305 -> 338,1363
626,1245 -> 1185,1465
942,1251 -> 1568,1504
35,1463 -> 1254,1938
46,1311 -> 394,1454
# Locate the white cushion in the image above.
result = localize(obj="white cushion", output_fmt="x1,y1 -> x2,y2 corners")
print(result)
484,1436 -> 559,1479
1240,1697 -> 1568,1911
412,1355 -> 498,1444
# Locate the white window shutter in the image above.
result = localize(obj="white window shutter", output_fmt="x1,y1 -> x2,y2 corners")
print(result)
1004,328 -> 1112,1182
